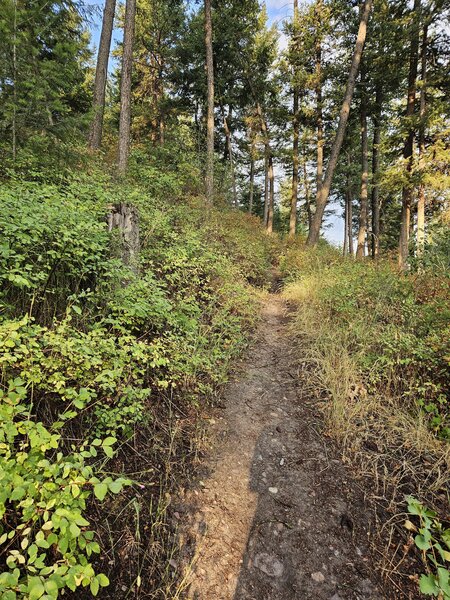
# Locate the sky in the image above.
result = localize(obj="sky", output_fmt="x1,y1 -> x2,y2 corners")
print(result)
87,0 -> 345,246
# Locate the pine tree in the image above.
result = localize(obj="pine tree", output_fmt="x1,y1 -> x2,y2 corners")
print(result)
118,0 -> 136,174
89,0 -> 116,150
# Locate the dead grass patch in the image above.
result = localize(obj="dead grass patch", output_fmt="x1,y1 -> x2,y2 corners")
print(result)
284,281 -> 449,595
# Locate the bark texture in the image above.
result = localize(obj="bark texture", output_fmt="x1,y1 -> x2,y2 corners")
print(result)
346,153 -> 354,255
117,0 -> 136,175
222,107 -> 237,207
108,203 -> 140,272
89,0 -> 116,150
290,88 -> 299,236
248,137 -> 255,214
267,154 -> 275,233
205,0 -> 215,202
417,23 -> 428,257
257,104 -> 272,228
315,3 -> 324,220
289,0 -> 300,237
303,150 -> 313,231
264,152 -> 269,225
306,0 -> 372,246
356,83 -> 369,258
398,0 -> 420,270
371,85 -> 382,257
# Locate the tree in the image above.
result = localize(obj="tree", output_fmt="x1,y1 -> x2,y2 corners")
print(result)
204,0 -> 214,201
417,20 -> 428,257
371,83 -> 382,257
118,0 -> 136,175
131,0 -> 185,144
0,0 -> 91,169
89,0 -> 116,150
306,0 -> 373,246
398,0 -> 420,270
289,0 -> 300,237
314,0 -> 326,239
356,68 -> 369,258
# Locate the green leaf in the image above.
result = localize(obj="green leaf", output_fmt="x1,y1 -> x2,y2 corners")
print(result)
419,574 -> 439,596
108,481 -> 123,494
58,536 -> 69,554
97,573 -> 110,587
94,482 -> 108,501
437,567 -> 450,594
103,446 -> 114,458
102,437 -> 116,446
44,578 -> 59,598
90,577 -> 100,596
11,487 -> 26,501
28,577 -> 45,600
75,515 -> 90,527
415,534 -> 432,551
69,522 -> 81,538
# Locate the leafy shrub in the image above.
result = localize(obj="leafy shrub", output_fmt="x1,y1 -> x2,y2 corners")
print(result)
0,168 -> 273,598
406,497 -> 450,598
0,379 -> 130,599
0,182 -> 112,319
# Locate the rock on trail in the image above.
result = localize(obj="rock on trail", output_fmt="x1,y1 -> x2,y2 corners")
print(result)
178,296 -> 383,600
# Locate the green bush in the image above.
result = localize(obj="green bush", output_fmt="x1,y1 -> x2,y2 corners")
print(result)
0,181 -> 112,319
0,378 -> 130,599
0,166 -> 272,598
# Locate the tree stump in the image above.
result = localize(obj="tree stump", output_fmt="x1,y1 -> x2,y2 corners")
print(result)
107,203 -> 140,273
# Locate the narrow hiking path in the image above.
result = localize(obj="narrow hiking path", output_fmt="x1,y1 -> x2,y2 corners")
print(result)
178,294 -> 386,600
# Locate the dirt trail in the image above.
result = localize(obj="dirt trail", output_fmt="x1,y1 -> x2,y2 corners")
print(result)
179,295 -> 384,600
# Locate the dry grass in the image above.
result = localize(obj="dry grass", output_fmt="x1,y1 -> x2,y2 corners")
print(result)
284,279 -> 450,593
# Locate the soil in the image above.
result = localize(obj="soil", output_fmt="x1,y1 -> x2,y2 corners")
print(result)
177,295 -> 389,600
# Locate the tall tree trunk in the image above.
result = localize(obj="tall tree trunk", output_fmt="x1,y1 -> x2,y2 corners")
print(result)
267,154 -> 275,233
264,152 -> 269,224
289,0 -> 300,237
89,0 -> 116,150
343,193 -> 348,255
248,137 -> 255,214
12,0 -> 17,161
205,0 -> 215,202
257,103 -> 272,227
346,189 -> 354,254
356,79 -> 369,258
417,23 -> 428,257
117,0 -> 136,175
344,158 -> 350,255
398,0 -> 421,270
303,149 -> 312,231
222,106 -> 238,207
315,0 -> 324,226
158,61 -> 165,145
306,0 -> 372,246
290,88 -> 299,236
371,84 -> 382,257
347,153 -> 354,255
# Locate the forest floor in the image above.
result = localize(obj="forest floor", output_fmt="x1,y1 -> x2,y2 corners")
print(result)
176,292 -> 391,600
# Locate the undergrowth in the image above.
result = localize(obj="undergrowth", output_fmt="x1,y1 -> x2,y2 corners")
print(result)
0,155 -> 273,599
281,241 -> 450,597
